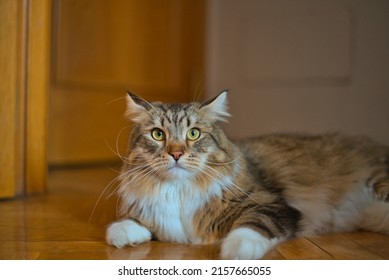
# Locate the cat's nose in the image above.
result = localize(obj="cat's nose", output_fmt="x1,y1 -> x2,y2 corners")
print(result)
170,151 -> 183,162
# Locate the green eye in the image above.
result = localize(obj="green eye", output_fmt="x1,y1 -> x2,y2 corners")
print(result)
151,128 -> 165,141
187,128 -> 201,141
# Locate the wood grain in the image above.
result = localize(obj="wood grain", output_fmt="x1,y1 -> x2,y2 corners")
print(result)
0,167 -> 388,260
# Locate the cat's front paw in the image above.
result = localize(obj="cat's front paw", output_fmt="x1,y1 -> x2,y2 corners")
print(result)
106,219 -> 152,248
221,227 -> 279,260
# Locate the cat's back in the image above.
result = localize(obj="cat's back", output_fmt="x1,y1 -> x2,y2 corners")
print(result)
238,132 -> 386,162
236,133 -> 388,188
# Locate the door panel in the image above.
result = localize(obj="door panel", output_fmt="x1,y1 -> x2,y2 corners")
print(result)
207,0 -> 389,145
50,0 -> 205,165
53,0 -> 183,90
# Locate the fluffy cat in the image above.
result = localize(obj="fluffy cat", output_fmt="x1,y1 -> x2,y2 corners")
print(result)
106,91 -> 389,259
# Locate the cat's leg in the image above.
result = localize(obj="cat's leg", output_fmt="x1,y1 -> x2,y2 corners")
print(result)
106,219 -> 152,248
220,203 -> 300,260
221,227 -> 281,260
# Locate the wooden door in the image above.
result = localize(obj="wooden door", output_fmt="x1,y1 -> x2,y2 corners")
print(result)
206,0 -> 389,145
49,0 -> 205,166
0,0 -> 51,197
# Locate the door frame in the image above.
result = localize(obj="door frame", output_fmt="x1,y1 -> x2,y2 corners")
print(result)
0,0 -> 51,198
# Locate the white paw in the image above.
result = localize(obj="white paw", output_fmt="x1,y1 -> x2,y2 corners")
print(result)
221,227 -> 279,260
106,220 -> 152,248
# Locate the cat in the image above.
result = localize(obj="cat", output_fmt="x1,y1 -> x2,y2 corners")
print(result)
106,90 -> 389,259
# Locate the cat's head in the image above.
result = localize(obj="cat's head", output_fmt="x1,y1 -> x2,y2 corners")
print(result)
123,91 -> 235,184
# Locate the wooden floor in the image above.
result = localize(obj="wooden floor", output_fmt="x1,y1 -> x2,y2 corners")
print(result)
0,167 -> 389,260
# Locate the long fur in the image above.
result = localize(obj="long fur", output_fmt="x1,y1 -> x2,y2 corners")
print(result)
106,91 -> 389,259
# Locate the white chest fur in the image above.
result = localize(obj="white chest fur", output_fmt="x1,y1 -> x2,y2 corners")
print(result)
129,178 -> 227,243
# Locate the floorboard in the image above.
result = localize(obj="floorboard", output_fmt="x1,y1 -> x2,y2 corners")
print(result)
0,167 -> 388,260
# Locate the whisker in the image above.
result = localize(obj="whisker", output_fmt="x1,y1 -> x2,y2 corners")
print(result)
116,162 -> 165,215
199,166 -> 265,218
192,80 -> 206,103
117,160 -> 166,195
202,164 -> 265,207
196,167 -> 250,206
103,126 -> 131,164
107,96 -> 127,106
88,173 -> 122,223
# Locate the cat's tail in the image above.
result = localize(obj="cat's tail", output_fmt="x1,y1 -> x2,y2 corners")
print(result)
361,149 -> 389,234
366,148 -> 389,202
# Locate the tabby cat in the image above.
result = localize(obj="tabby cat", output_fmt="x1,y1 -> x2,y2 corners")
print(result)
106,91 -> 389,259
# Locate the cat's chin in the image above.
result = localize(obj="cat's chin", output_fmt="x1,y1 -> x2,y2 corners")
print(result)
166,166 -> 193,180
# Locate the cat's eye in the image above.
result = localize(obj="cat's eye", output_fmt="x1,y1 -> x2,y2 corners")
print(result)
187,128 -> 201,141
151,128 -> 165,141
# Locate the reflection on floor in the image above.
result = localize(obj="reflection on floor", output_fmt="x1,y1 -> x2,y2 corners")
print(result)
0,167 -> 388,260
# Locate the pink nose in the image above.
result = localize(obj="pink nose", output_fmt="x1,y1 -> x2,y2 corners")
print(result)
170,151 -> 183,161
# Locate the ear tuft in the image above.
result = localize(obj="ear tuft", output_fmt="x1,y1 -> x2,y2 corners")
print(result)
125,92 -> 149,123
200,90 -> 231,122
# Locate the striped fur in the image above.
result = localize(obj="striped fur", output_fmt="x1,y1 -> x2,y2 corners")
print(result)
106,91 -> 389,259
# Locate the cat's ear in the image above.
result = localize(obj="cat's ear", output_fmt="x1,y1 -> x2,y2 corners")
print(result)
125,92 -> 151,123
200,90 -> 231,122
